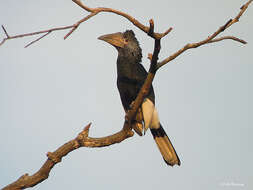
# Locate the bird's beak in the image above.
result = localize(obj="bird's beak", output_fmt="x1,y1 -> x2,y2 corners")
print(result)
98,32 -> 126,48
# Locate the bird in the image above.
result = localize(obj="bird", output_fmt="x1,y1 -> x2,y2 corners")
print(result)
98,30 -> 180,166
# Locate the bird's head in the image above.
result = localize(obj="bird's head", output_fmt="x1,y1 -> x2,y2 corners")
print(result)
98,30 -> 142,63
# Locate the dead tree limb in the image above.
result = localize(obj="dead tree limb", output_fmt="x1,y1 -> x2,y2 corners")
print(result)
0,0 -> 172,48
2,123 -> 134,190
2,0 -> 251,48
70,0 -> 172,39
0,25 -> 74,48
1,0 -> 252,189
157,0 -> 253,69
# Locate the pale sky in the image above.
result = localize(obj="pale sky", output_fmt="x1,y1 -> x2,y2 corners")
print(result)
1,1 -> 252,189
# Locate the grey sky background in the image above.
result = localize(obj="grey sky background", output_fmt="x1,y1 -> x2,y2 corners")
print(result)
0,1 -> 252,189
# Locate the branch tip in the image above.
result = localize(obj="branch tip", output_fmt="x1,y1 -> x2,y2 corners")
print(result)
149,19 -> 154,27
64,30 -> 73,40
1,25 -> 9,38
148,53 -> 153,60
72,0 -> 95,12
209,36 -> 247,44
76,123 -> 92,140
84,122 -> 92,131
148,19 -> 155,37
164,27 -> 173,36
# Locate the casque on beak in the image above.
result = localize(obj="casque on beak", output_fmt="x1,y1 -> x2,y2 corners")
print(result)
98,32 -> 126,48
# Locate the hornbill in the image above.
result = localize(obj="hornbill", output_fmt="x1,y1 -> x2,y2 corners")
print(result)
98,30 -> 180,166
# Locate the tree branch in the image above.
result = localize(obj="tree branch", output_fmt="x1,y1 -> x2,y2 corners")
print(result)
2,0 -> 250,47
157,0 -> 252,69
0,0 -> 173,48
0,25 -> 74,47
2,123 -> 134,190
71,0 -> 172,40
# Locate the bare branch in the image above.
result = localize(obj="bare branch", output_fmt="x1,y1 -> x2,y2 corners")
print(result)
0,38 -> 7,46
225,0 -> 253,29
0,0 -> 173,47
2,123 -> 134,190
72,0 -> 172,39
157,0 -> 252,69
1,0 -> 250,48
0,25 -> 74,47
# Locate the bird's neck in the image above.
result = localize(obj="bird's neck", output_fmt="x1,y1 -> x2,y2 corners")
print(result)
117,55 -> 139,79
116,48 -> 142,79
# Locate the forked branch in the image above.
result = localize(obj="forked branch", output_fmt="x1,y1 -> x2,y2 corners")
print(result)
70,0 -> 172,39
0,25 -> 74,48
157,0 -> 252,69
0,0 -> 172,48
1,0 -> 251,48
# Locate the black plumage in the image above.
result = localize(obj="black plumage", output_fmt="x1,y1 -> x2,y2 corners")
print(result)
98,30 -> 180,166
116,31 -> 155,110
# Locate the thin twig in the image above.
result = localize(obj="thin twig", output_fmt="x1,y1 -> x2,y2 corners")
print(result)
25,32 -> 51,48
64,12 -> 98,39
0,38 -> 7,46
2,25 -> 9,37
208,36 -> 247,44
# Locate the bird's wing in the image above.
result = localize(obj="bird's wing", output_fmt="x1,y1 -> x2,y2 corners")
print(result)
136,63 -> 155,104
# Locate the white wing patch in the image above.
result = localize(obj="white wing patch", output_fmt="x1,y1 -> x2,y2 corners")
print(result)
142,98 -> 160,133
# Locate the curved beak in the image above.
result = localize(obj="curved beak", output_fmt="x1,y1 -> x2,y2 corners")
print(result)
98,32 -> 125,48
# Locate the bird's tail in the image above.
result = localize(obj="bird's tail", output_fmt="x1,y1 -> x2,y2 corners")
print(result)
150,124 -> 181,166
141,98 -> 180,166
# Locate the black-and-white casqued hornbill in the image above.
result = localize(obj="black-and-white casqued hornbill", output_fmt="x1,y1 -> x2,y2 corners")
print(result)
98,30 -> 180,166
